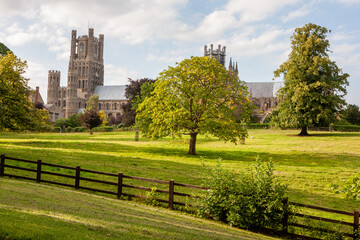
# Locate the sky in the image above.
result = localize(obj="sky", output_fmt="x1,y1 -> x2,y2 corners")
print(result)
0,0 -> 359,106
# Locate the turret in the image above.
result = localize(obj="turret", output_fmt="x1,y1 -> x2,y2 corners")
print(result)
70,30 -> 77,60
47,70 -> 61,105
204,44 -> 226,66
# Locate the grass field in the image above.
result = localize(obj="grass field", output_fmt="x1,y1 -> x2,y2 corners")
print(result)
0,178 -> 278,240
0,129 -> 359,238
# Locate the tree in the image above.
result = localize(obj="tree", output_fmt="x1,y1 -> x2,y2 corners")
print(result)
343,104 -> 360,125
136,56 -> 252,155
54,114 -> 82,130
80,109 -> 102,134
121,78 -> 155,126
0,52 -> 50,131
86,94 -> 99,111
272,23 -> 349,136
0,42 -> 11,56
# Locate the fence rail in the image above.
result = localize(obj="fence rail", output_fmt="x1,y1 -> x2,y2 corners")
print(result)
0,153 -> 358,239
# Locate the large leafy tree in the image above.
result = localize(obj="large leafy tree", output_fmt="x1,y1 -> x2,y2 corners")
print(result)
272,23 -> 349,135
121,78 -> 155,126
0,52 -> 50,131
136,56 -> 252,155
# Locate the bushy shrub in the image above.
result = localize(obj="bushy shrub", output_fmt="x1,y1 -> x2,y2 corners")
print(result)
199,158 -> 290,231
65,126 -> 73,132
92,126 -> 114,132
247,123 -> 270,129
331,173 -> 360,201
73,127 -> 85,132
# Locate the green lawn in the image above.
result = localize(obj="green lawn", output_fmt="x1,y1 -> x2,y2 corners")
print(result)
0,130 -> 359,225
0,178 -> 278,240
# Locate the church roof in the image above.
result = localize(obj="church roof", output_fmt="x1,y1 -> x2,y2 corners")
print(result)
245,82 -> 284,98
94,85 -> 127,100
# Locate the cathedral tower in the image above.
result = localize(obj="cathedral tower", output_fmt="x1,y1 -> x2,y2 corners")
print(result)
65,28 -> 104,117
47,70 -> 60,106
204,44 -> 226,66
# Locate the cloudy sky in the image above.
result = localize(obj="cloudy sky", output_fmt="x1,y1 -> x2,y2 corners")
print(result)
1,0 -> 359,105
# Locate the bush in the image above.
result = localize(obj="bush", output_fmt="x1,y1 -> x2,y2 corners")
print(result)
247,123 -> 270,129
199,158 -> 290,231
65,126 -> 73,132
331,173 -> 360,201
92,126 -> 114,132
333,125 -> 360,131
73,127 -> 85,132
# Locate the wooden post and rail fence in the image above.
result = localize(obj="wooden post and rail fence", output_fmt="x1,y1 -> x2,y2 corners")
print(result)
0,153 -> 359,239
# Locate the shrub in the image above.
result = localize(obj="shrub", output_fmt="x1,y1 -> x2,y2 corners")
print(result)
331,173 -> 360,201
65,126 -> 73,132
73,127 -> 85,132
199,158 -> 290,232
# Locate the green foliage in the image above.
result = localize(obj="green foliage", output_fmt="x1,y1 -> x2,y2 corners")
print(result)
73,127 -> 85,132
54,114 -> 82,130
199,158 -> 289,231
121,78 -> 155,127
0,53 -> 51,131
136,56 -> 252,155
0,42 -> 11,56
145,187 -> 160,206
272,23 -> 349,135
247,123 -> 270,129
92,126 -> 114,132
331,173 -> 360,201
86,94 -> 99,111
333,124 -> 360,131
342,104 -> 360,125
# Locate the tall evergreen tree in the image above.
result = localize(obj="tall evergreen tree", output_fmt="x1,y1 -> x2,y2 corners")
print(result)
272,23 -> 349,135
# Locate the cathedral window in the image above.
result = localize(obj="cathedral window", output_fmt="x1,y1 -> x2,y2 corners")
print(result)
79,102 -> 81,108
106,103 -> 109,110
58,100 -> 60,106
114,103 -> 117,110
78,81 -> 81,88
79,43 -> 84,52
99,103 -> 101,110
63,100 -> 66,107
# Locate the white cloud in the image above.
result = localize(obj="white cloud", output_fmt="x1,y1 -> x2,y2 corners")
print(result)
104,64 -> 140,85
281,1 -> 317,22
335,0 -> 360,5
24,61 -> 49,101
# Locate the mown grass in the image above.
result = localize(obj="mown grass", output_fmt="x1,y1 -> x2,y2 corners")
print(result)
0,129 -> 359,233
0,178 -> 278,240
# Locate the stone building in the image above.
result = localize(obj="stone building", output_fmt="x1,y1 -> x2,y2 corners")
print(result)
47,29 -> 126,118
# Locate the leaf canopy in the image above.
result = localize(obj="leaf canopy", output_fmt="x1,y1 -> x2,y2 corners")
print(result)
272,23 -> 349,130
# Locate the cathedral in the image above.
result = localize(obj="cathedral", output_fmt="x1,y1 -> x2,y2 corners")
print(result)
47,29 -> 281,122
47,28 -> 127,120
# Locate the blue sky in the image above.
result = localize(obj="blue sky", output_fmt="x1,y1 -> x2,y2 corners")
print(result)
1,0 -> 359,106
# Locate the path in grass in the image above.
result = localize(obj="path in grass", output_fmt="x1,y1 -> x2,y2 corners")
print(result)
0,178 -> 278,240
0,130 -> 359,212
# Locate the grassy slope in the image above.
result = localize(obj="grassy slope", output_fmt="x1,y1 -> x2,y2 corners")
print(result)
0,178 -> 278,240
0,130 -> 359,212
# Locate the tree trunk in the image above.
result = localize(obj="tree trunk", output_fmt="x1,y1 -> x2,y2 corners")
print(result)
90,128 -> 93,135
188,133 -> 197,155
298,127 -> 309,136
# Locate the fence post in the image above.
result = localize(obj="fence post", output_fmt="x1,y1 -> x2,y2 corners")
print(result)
75,166 -> 80,189
169,179 -> 174,210
117,172 -> 123,199
354,210 -> 359,240
36,160 -> 42,183
282,197 -> 289,235
0,154 -> 5,177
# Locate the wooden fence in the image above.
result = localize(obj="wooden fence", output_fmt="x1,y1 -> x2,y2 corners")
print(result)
0,153 -> 358,239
